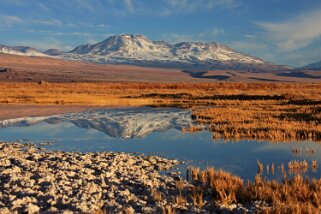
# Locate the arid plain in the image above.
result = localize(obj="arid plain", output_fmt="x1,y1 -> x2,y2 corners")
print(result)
1,53 -> 321,83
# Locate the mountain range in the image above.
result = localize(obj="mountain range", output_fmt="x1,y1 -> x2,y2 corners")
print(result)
64,34 -> 280,71
0,34 -> 318,70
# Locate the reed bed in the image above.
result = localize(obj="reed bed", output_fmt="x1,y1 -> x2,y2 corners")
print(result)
257,160 -> 318,175
192,100 -> 321,142
292,147 -> 316,155
169,166 -> 321,213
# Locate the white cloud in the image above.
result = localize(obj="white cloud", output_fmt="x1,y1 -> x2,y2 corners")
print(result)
0,16 -> 63,27
0,15 -> 22,27
170,0 -> 241,15
97,24 -> 110,28
244,34 -> 256,39
24,29 -> 113,39
123,0 -> 134,12
105,0 -> 241,16
32,18 -> 62,26
0,0 -> 24,6
163,27 -> 225,44
25,29 -> 52,33
226,34 -> 321,67
199,28 -> 225,37
72,0 -> 96,12
162,33 -> 196,44
0,14 -> 109,29
229,40 -> 269,52
257,9 -> 321,51
159,0 -> 240,16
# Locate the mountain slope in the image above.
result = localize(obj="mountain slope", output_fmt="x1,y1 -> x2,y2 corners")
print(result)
0,45 -> 48,57
62,34 -> 285,71
301,60 -> 321,70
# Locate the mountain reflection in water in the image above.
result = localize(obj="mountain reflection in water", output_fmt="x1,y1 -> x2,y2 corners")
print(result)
0,107 -> 195,138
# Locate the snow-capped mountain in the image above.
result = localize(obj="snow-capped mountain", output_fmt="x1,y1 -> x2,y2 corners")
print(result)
0,45 -> 48,57
0,108 -> 196,139
0,35 -> 287,70
56,34 -> 284,70
301,60 -> 321,70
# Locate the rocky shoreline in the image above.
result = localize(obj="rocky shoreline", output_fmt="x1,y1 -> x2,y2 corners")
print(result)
0,142 -> 181,213
0,142 -> 253,214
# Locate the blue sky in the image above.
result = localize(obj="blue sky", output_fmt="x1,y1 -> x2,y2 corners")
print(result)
0,0 -> 321,67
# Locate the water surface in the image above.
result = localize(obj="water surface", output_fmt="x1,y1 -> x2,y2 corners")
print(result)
0,107 -> 320,181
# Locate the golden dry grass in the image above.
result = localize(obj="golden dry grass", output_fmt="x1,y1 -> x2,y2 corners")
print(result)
179,167 -> 321,213
193,104 -> 321,142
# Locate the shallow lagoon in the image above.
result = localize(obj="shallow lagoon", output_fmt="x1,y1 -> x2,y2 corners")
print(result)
0,107 -> 320,181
